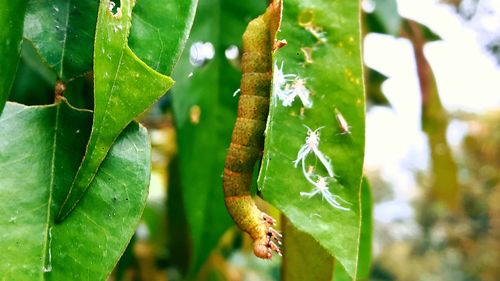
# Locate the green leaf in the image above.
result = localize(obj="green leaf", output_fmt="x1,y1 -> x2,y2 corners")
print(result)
283,178 -> 372,281
334,177 -> 373,281
420,24 -> 441,42
23,0 -> 99,81
171,0 -> 266,275
23,0 -> 197,81
282,217 -> 334,281
259,0 -> 365,278
9,41 -> 56,106
333,264 -> 351,281
365,68 -> 390,106
0,101 -> 150,280
57,0 -> 173,221
371,0 -> 401,36
129,0 -> 198,74
166,156 -> 192,274
20,41 -> 58,87
0,0 -> 27,113
356,177 -> 373,279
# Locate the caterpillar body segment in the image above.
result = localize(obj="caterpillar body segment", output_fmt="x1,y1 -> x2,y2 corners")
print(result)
223,0 -> 284,259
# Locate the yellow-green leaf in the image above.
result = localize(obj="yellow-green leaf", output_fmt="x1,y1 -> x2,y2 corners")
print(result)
259,0 -> 366,278
57,0 -> 173,221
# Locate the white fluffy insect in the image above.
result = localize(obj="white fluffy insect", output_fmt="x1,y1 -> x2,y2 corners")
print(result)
282,78 -> 313,108
300,176 -> 350,211
293,126 -> 334,177
272,61 -> 314,108
274,61 -> 296,89
273,61 -> 296,104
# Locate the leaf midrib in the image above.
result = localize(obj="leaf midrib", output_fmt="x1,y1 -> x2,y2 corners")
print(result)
40,105 -> 60,279
58,0 -> 71,79
58,2 -> 130,218
133,13 -> 166,70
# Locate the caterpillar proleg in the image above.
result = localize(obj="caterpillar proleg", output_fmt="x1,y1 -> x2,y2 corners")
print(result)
223,0 -> 284,259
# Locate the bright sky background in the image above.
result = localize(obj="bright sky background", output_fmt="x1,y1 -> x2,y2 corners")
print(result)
366,0 -> 500,114
363,0 -> 500,237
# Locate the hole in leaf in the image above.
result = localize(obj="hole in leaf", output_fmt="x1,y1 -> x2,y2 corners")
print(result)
109,0 -> 121,16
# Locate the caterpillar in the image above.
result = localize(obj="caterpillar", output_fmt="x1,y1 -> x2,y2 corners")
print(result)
223,0 -> 284,259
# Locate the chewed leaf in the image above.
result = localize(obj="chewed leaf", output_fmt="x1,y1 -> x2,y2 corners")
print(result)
260,0 -> 365,278
57,0 -> 173,221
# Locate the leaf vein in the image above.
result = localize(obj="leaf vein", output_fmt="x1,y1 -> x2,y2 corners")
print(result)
40,105 -> 60,279
58,0 -> 72,78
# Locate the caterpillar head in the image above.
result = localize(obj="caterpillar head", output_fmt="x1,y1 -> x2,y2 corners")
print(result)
253,225 -> 282,259
253,239 -> 273,259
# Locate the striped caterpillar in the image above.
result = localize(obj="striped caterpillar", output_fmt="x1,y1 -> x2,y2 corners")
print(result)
223,0 -> 284,259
